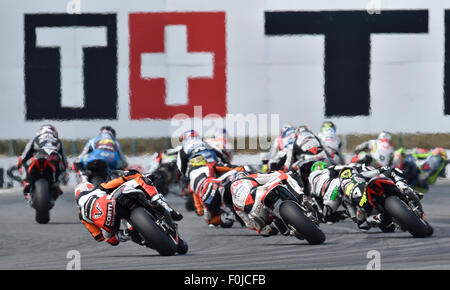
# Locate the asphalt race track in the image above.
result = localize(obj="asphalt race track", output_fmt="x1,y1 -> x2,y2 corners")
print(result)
1,181 -> 450,270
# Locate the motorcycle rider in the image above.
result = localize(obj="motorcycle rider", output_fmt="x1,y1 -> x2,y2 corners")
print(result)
175,130 -> 230,177
17,124 -> 68,199
190,162 -> 247,227
288,125 -> 329,169
205,128 -> 233,163
301,160 -> 419,231
74,169 -> 183,246
392,147 -> 447,193
267,125 -> 298,172
174,130 -> 238,225
229,170 -> 304,236
317,121 -> 344,165
73,126 -> 128,173
352,131 -> 394,167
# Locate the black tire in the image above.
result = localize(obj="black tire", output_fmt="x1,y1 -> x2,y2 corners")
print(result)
91,176 -> 106,187
33,178 -> 51,224
177,237 -> 189,255
129,207 -> 177,256
383,195 -> 430,238
279,200 -> 326,245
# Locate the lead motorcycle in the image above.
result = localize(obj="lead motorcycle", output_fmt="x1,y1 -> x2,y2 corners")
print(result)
358,173 -> 433,238
26,148 -> 62,224
111,180 -> 188,256
258,175 -> 326,245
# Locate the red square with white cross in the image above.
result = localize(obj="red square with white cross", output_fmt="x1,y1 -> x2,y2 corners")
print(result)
129,12 -> 227,120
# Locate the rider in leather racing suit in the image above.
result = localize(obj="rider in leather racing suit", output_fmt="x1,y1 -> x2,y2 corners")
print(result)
317,121 -> 344,165
74,126 -> 128,171
204,128 -> 233,163
174,130 -> 237,226
229,170 -> 304,236
392,147 -> 447,194
190,163 -> 247,227
267,126 -> 298,172
287,125 -> 330,171
353,131 -> 394,167
18,124 -> 68,198
74,170 -> 183,246
303,161 -> 418,231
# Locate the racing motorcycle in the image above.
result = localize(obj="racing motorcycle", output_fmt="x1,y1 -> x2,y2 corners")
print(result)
76,150 -> 122,186
112,181 -> 188,256
26,148 -> 61,224
148,152 -> 181,196
359,174 -> 433,238
260,175 -> 326,245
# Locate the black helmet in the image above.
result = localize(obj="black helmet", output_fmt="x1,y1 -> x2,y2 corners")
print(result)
100,126 -> 116,138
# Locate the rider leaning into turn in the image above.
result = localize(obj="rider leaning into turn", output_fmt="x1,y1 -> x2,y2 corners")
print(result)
74,169 -> 183,246
392,147 -> 447,193
174,130 -> 246,227
317,121 -> 344,165
17,124 -> 68,198
353,131 -> 394,167
229,170 -> 304,237
302,160 -> 420,231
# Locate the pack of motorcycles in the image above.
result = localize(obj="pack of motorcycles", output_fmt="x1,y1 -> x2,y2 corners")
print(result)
6,131 -> 444,256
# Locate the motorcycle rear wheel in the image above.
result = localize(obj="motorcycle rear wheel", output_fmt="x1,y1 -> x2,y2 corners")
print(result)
129,207 -> 178,256
33,178 -> 51,224
384,195 -> 430,238
279,200 -> 326,245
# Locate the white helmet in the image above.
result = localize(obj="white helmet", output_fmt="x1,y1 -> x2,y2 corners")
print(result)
377,131 -> 392,142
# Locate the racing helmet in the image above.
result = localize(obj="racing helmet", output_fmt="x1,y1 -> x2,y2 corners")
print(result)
320,121 -> 336,133
432,147 -> 447,161
100,126 -> 116,138
311,161 -> 328,172
280,123 -> 292,135
228,170 -> 249,184
37,124 -> 58,138
296,125 -> 310,134
377,131 -> 392,142
213,128 -> 228,139
180,129 -> 200,142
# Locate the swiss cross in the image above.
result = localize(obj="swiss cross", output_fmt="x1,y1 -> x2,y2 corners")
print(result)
129,12 -> 226,120
141,25 -> 214,105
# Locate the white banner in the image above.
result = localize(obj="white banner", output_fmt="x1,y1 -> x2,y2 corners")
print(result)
0,0 -> 450,139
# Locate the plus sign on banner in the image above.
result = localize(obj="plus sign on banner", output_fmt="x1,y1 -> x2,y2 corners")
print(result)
129,12 -> 226,120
